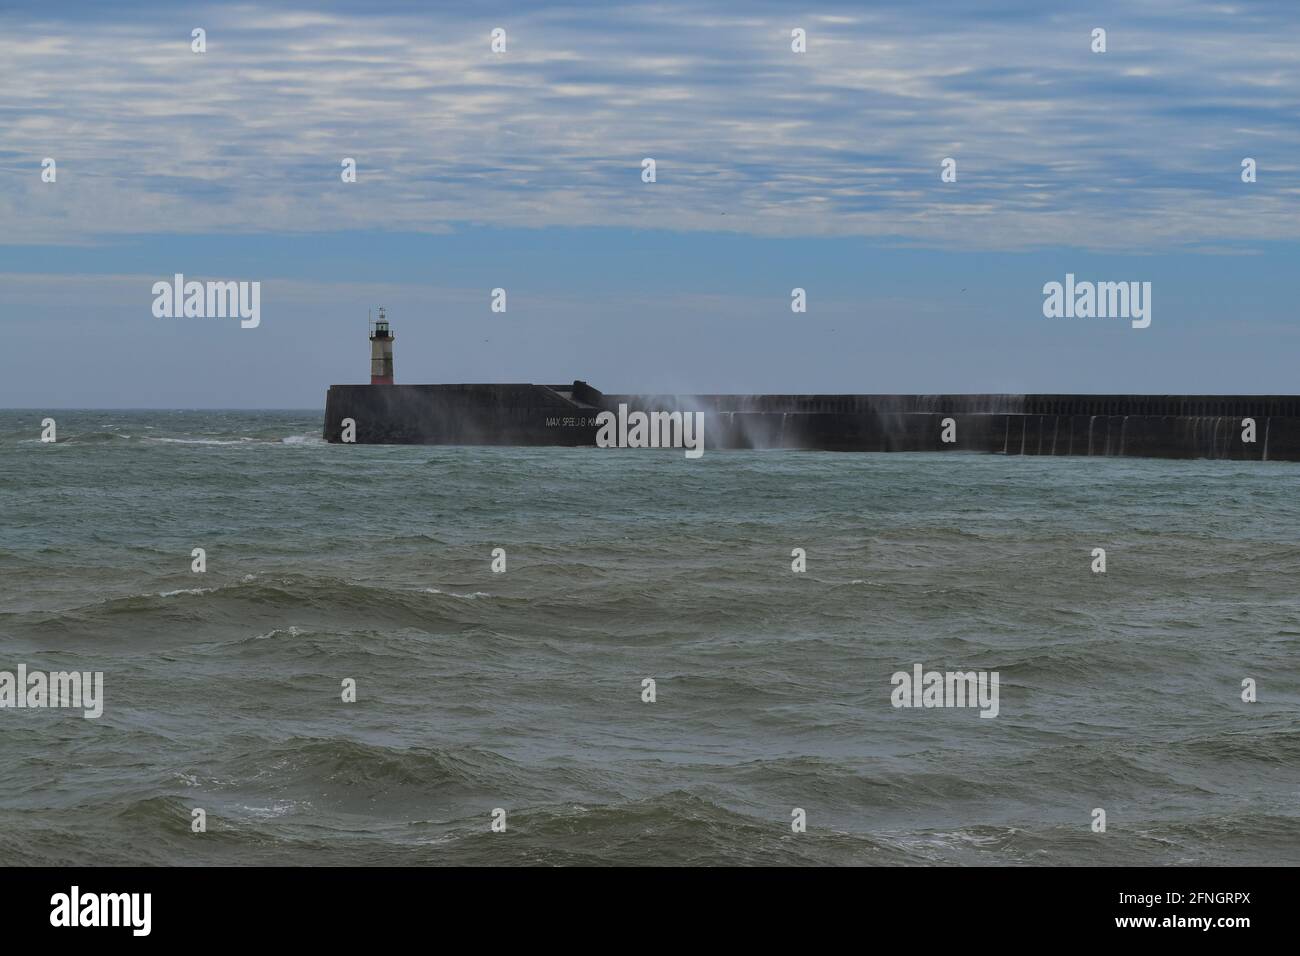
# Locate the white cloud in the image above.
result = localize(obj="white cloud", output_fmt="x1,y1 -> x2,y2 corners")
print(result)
1,0 -> 1298,249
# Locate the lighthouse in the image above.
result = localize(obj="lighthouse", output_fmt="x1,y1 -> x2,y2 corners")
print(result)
369,307 -> 395,384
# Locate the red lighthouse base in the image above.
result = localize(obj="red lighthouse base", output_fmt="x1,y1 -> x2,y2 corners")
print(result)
370,375 -> 394,385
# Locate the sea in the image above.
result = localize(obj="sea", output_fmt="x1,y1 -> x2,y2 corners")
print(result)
1,409 -> 1297,866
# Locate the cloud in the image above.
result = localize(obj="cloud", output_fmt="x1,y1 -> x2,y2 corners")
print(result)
1,0 -> 1297,249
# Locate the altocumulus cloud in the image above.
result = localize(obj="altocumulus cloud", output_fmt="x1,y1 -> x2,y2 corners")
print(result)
1,0 -> 1298,250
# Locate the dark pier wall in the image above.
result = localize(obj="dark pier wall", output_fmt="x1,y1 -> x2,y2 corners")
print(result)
603,392 -> 1300,418
323,384 -> 1300,461
695,411 -> 1296,459
324,384 -> 602,445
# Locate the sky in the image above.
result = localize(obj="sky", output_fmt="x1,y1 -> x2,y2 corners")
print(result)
1,0 -> 1298,407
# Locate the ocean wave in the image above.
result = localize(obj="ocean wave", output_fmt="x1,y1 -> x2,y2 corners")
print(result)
250,625 -> 306,640
242,737 -> 524,796
58,432 -> 132,444
1178,726 -> 1300,763
418,791 -> 897,866
422,588 -> 490,600
238,799 -> 308,821
0,574 -> 498,633
16,434 -> 124,444
119,434 -> 329,446
145,437 -> 251,446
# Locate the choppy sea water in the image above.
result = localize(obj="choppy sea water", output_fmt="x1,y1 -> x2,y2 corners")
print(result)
0,409 -> 1297,867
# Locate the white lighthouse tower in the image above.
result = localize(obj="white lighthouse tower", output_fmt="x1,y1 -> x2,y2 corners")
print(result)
369,306 -> 394,384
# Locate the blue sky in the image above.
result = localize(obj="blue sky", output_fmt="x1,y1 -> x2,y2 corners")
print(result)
1,1 -> 1298,406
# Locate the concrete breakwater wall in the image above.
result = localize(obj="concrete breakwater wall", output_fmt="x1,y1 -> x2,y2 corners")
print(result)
323,383 -> 1300,460
324,384 -> 601,446
605,392 -> 1300,419
700,410 -> 1299,459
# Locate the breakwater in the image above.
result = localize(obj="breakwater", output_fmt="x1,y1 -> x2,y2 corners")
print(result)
323,383 -> 1300,460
